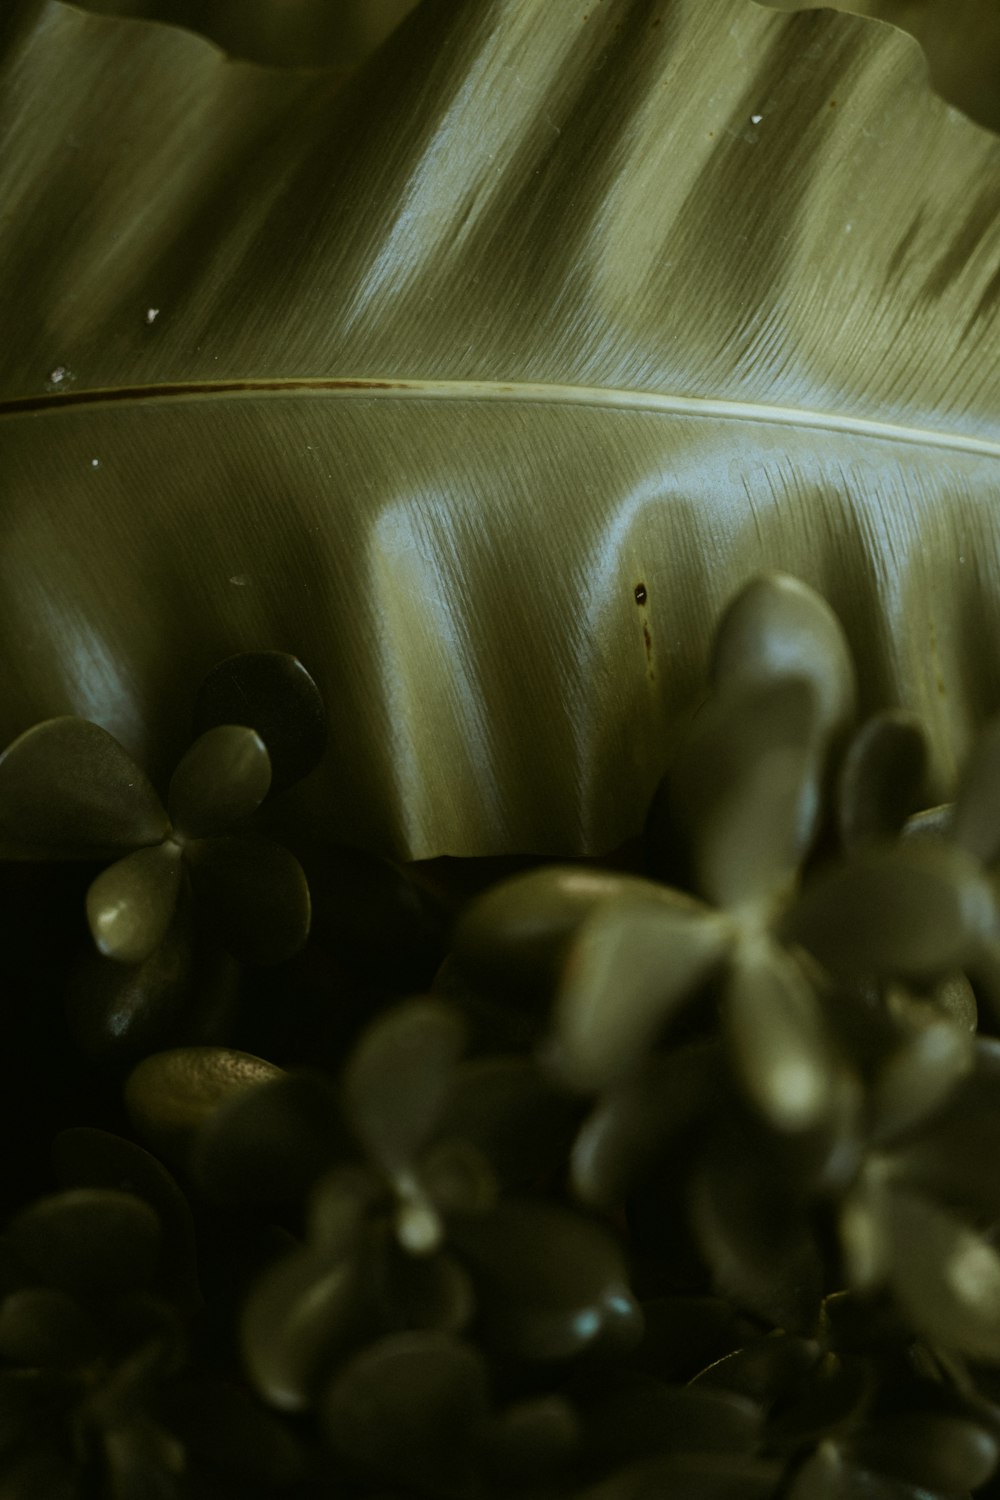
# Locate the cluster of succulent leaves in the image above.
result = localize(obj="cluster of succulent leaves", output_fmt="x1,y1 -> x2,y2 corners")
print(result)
7,573 -> 1000,1496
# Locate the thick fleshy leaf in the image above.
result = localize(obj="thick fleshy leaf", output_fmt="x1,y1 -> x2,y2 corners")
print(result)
66,899 -> 240,1063
855,1181 -> 1000,1361
449,1200 -> 635,1361
570,1043 -> 720,1207
192,654 -> 326,794
368,1230 -> 475,1335
7,1189 -> 160,1298
167,724 -> 271,837
554,891 -> 732,1092
436,1056 -> 582,1190
576,1453 -> 782,1500
871,1013 -> 974,1143
124,1046 -> 284,1170
786,841 -> 996,980
185,835 -> 311,963
452,866 -> 662,1000
242,1242 -> 371,1411
0,1287 -> 102,1367
85,842 -> 183,964
0,718 -> 167,856
479,1395 -> 580,1488
675,677 -> 825,910
51,1127 -> 200,1310
848,1412 -> 999,1492
837,710 -> 929,851
691,1131 -> 823,1330
4,9 -> 1000,861
724,937 -> 835,1132
322,1332 -> 491,1494
710,575 -> 855,747
192,1070 -> 345,1206
343,999 -> 466,1177
586,1377 -> 763,1463
160,1377 -> 306,1488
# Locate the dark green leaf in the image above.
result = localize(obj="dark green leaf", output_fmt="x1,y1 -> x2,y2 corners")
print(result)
8,1189 -> 160,1298
479,1395 -> 579,1487
710,573 -> 856,743
724,938 -> 835,1132
167,724 -> 271,837
855,1182 -> 1000,1361
322,1331 -> 490,1496
344,999 -> 466,1177
186,835 -> 311,963
576,1452 -> 781,1500
0,1287 -> 101,1367
452,866 -> 662,999
66,899 -> 240,1064
85,842 -> 182,964
192,1069 -> 345,1206
0,718 -> 167,855
124,1046 -> 284,1170
242,1242 -> 370,1412
871,1013 -> 974,1143
449,1200 -> 634,1361
436,1056 -> 581,1190
849,1411 -> 999,1491
369,1230 -> 475,1335
586,1376 -> 763,1463
570,1044 -> 719,1207
691,1133 -> 823,1331
675,676 -> 824,909
51,1127 -> 200,1311
555,891 -> 730,1091
838,710 -> 929,851
787,841 -> 995,980
193,653 -> 326,794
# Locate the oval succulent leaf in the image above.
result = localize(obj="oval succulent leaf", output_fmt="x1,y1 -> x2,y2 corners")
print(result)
344,999 -> 466,1178
452,865 -> 663,997
786,841 -> 996,980
185,835 -> 311,964
51,1126 -> 201,1311
85,841 -> 183,964
7,1188 -> 161,1299
124,1046 -> 285,1170
724,938 -> 835,1133
0,1287 -> 102,1368
193,653 -> 327,795
710,574 -> 856,745
448,1199 -> 635,1361
848,1412 -> 1000,1492
0,718 -> 168,855
837,709 -> 929,851
570,1044 -> 719,1207
872,1184 -> 1000,1362
555,892 -> 732,1092
167,723 -> 271,838
242,1242 -> 370,1413
322,1331 -> 491,1493
871,1014 -> 974,1143
676,676 -> 824,911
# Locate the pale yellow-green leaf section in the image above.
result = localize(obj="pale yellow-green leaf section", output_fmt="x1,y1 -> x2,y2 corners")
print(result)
1,0 -> 999,857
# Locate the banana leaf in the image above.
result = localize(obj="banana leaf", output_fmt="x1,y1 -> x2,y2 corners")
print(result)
0,0 -> 998,859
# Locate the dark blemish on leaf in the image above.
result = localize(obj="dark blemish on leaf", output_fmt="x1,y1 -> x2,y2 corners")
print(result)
634,583 -> 648,606
828,98 -> 837,108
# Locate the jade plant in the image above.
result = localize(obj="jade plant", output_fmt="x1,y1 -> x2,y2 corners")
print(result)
2,0 -> 1000,1497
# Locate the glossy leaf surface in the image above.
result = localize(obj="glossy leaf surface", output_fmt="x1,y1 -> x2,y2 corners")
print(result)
1,1 -> 999,856
192,653 -> 327,794
124,1046 -> 284,1168
0,718 -> 167,856
167,724 -> 271,837
85,842 -> 183,963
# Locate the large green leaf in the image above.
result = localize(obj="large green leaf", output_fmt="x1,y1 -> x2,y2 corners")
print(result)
1,0 -> 998,858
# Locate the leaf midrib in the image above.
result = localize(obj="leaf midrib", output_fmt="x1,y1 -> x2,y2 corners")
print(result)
0,378 -> 997,459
